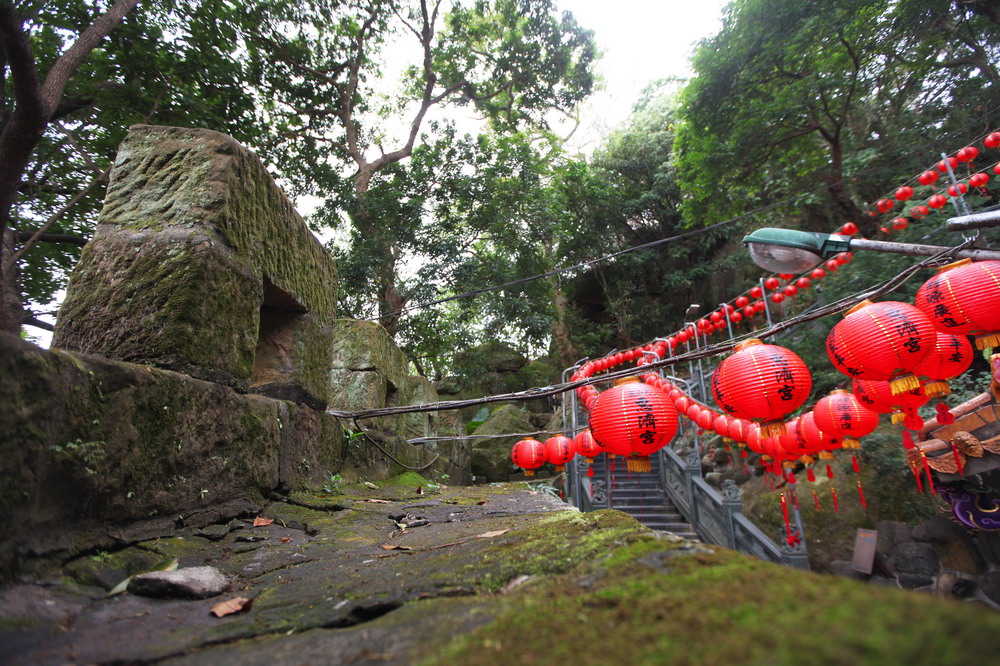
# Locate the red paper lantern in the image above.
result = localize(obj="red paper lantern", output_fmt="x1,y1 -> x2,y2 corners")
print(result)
970,172 -> 990,188
814,389 -> 879,449
796,411 -> 843,457
764,276 -> 780,290
811,268 -> 826,280
937,157 -> 959,173
543,435 -> 576,472
511,439 -> 546,477
841,222 -> 858,235
686,402 -> 702,422
771,292 -> 785,303
784,285 -> 798,297
574,429 -> 602,463
910,205 -> 930,218
927,194 -> 948,209
876,198 -> 895,213
957,146 -> 978,162
697,408 -> 715,431
826,299 -> 935,394
853,379 -> 928,425
713,413 -> 731,439
735,295 -> 750,308
948,183 -> 968,197
711,339 -> 812,438
750,286 -> 763,299
913,331 -> 973,398
589,378 -> 679,472
895,186 -> 914,201
743,306 -> 755,319
796,277 -> 811,289
985,132 -> 1000,149
825,258 -> 840,272
918,170 -> 939,186
915,259 -> 1000,349
727,417 -> 751,444
891,217 -> 908,231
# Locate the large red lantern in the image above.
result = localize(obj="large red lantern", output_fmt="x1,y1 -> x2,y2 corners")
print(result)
915,259 -> 1000,349
543,435 -> 576,472
574,429 -> 602,463
814,389 -> 879,449
913,331 -> 974,398
511,439 -> 546,477
826,299 -> 935,394
589,378 -> 679,472
711,339 -> 812,438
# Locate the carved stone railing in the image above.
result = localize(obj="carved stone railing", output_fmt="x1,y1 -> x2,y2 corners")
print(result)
659,446 -> 810,570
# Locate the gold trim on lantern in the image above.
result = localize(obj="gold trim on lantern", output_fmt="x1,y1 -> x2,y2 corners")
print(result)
891,410 -> 906,425
819,451 -> 835,460
554,465 -> 565,472
845,299 -> 874,316
936,258 -> 972,274
889,373 -> 920,395
842,438 -> 861,449
760,420 -> 786,439
800,455 -> 815,464
524,469 -> 535,477
626,455 -> 651,473
923,381 -> 951,399
782,461 -> 795,470
734,338 -> 764,352
584,457 -> 595,464
614,376 -> 641,386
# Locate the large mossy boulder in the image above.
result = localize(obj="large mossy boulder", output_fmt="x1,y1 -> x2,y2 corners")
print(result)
470,405 -> 535,482
54,125 -> 338,409
328,319 -> 410,424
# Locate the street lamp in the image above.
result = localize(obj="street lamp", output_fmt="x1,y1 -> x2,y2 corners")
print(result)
743,227 -> 1000,274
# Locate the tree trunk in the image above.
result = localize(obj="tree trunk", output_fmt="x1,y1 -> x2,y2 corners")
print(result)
0,228 -> 23,333
547,274 -> 578,370
825,139 -> 866,227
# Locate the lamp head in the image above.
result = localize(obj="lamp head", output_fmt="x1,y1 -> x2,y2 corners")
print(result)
743,228 -> 851,273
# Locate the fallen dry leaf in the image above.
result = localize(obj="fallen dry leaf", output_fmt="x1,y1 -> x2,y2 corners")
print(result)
211,597 -> 253,618
476,500 -> 487,505
252,516 -> 274,527
501,575 -> 532,594
380,544 -> 412,551
362,481 -> 380,489
364,499 -> 392,504
280,537 -> 293,544
476,529 -> 509,539
416,486 -> 424,495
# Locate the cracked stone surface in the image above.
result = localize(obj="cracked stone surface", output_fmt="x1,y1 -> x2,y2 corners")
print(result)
4,477 -> 1000,665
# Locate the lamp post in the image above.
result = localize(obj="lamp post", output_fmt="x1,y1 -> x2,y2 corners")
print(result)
742,227 -> 1000,274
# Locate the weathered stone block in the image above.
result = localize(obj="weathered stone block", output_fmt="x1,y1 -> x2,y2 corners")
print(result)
470,405 -> 535,482
54,125 -> 337,408
0,333 -> 344,579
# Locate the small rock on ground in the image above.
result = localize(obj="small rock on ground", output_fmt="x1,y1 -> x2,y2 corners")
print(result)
128,566 -> 230,599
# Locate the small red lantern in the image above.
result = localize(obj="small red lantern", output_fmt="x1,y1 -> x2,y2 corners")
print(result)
970,172 -> 990,188
853,379 -> 928,426
697,408 -> 715,431
937,157 -> 959,173
811,268 -> 826,280
735,295 -> 750,308
913,331 -> 973,398
840,222 -> 858,235
711,339 -> 812,438
727,417 -> 751,444
796,411 -> 842,457
895,186 -> 914,201
891,217 -> 908,230
574,429 -> 601,463
948,183 -> 968,197
814,389 -> 879,449
915,259 -> 1000,349
512,439 -> 546,477
544,435 -> 576,472
957,146 -> 978,162
784,285 -> 798,297
826,299 -> 935,394
750,286 -> 763,299
743,305 -> 755,319
771,292 -> 785,303
910,205 -> 930,218
876,198 -> 895,213
589,378 -> 679,472
713,413 -> 731,440
927,194 -> 948,208
918,170 -> 939,186
985,132 -> 1000,149
796,277 -> 811,289
764,276 -> 780,290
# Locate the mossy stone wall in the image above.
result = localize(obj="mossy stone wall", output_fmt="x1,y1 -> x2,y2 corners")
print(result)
53,125 -> 338,408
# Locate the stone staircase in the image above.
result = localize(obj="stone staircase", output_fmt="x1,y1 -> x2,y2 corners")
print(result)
588,453 -> 700,541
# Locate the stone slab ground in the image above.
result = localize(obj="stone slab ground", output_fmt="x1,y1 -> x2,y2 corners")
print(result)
3,478 -> 1000,665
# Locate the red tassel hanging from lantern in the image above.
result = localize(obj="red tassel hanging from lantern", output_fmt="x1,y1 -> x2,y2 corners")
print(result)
589,378 -> 679,473
814,389 -> 880,449
826,299 -> 935,394
851,454 -> 867,510
827,464 -> 840,513
915,259 -> 1000,349
711,339 -> 812,438
511,439 -> 546,477
574,429 -> 602,463
543,435 -> 576,472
